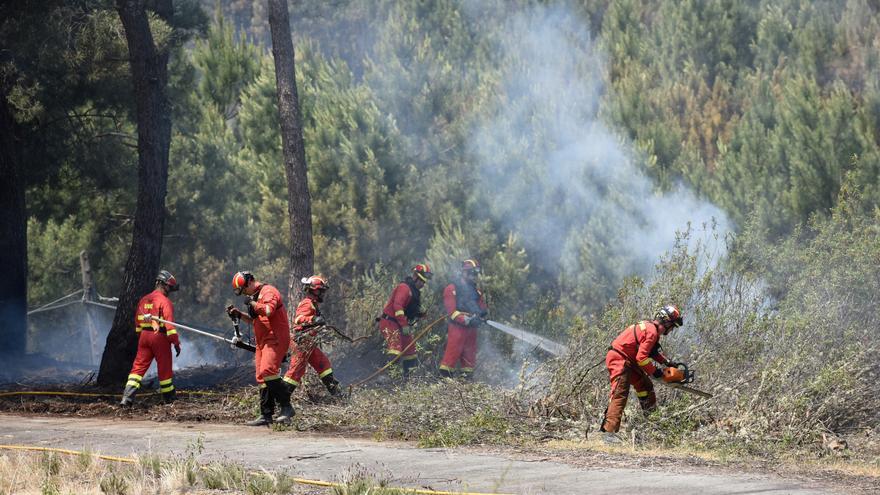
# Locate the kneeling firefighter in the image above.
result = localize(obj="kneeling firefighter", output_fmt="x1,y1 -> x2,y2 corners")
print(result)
283,276 -> 342,396
600,305 -> 688,437
378,264 -> 432,379
227,271 -> 294,426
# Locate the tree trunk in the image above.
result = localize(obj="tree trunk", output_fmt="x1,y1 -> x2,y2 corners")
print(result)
97,0 -> 173,387
0,89 -> 28,358
266,0 -> 314,306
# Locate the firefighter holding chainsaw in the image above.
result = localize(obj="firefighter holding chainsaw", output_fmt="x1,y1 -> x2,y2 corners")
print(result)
600,305 -> 688,438
283,276 -> 343,396
378,264 -> 432,379
439,259 -> 488,379
227,271 -> 294,426
120,270 -> 181,406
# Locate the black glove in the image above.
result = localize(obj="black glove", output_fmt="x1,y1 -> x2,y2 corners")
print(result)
174,344 -> 181,357
246,300 -> 257,319
479,309 -> 488,319
652,368 -> 663,379
463,314 -> 479,327
312,315 -> 326,326
226,305 -> 243,320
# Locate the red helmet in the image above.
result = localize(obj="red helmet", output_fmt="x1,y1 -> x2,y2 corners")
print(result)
462,259 -> 481,275
412,263 -> 433,282
232,271 -> 254,296
301,275 -> 329,292
156,270 -> 179,292
654,305 -> 683,328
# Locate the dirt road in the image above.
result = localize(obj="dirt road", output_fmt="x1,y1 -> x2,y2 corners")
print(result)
0,414 -> 839,494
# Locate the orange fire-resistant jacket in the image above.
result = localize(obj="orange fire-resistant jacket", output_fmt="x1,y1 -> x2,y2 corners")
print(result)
250,283 -> 289,346
293,295 -> 322,333
609,320 -> 670,376
135,289 -> 179,346
382,279 -> 422,328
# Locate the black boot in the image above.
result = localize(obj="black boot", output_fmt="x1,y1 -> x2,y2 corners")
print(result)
320,373 -> 342,396
120,385 -> 138,406
246,386 -> 274,426
267,379 -> 294,425
438,368 -> 454,379
402,359 -> 419,380
283,378 -> 298,396
161,388 -> 176,404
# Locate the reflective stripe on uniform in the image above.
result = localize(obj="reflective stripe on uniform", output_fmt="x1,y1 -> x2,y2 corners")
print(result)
160,384 -> 175,393
166,329 -> 177,336
638,357 -> 652,366
259,383 -> 267,389
450,311 -> 463,320
461,367 -> 474,373
439,364 -> 455,372
386,349 -> 401,356
263,375 -> 280,381
394,310 -> 405,316
144,304 -> 153,309
636,390 -> 649,398
126,374 -> 142,389
283,377 -> 300,386
319,368 -> 333,378
159,378 -> 172,386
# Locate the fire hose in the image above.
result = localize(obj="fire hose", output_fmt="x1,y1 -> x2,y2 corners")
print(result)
148,315 -> 256,352
348,315 -> 446,392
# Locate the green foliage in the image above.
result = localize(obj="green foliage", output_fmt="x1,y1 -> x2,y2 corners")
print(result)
15,0 -> 880,428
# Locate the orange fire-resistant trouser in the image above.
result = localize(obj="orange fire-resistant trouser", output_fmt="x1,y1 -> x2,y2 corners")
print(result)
128,330 -> 174,392
600,349 -> 657,433
254,335 -> 288,385
283,332 -> 333,387
378,318 -> 417,361
439,325 -> 477,373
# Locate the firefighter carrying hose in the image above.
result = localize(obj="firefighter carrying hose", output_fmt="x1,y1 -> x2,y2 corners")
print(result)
378,264 -> 432,379
226,271 -> 294,426
282,276 -> 343,396
439,259 -> 488,379
600,305 -> 687,442
120,270 -> 181,406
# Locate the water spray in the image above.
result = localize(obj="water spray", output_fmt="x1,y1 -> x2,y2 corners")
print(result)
484,320 -> 568,356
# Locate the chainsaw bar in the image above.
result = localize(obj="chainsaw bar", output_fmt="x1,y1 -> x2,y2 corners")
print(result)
663,382 -> 713,398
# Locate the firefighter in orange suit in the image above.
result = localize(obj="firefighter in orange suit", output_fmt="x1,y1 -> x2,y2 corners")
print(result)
283,276 -> 342,396
120,270 -> 181,406
600,305 -> 686,437
227,271 -> 294,426
378,264 -> 432,378
439,259 -> 488,379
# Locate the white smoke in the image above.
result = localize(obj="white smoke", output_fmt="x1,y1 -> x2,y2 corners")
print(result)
465,2 -> 731,291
